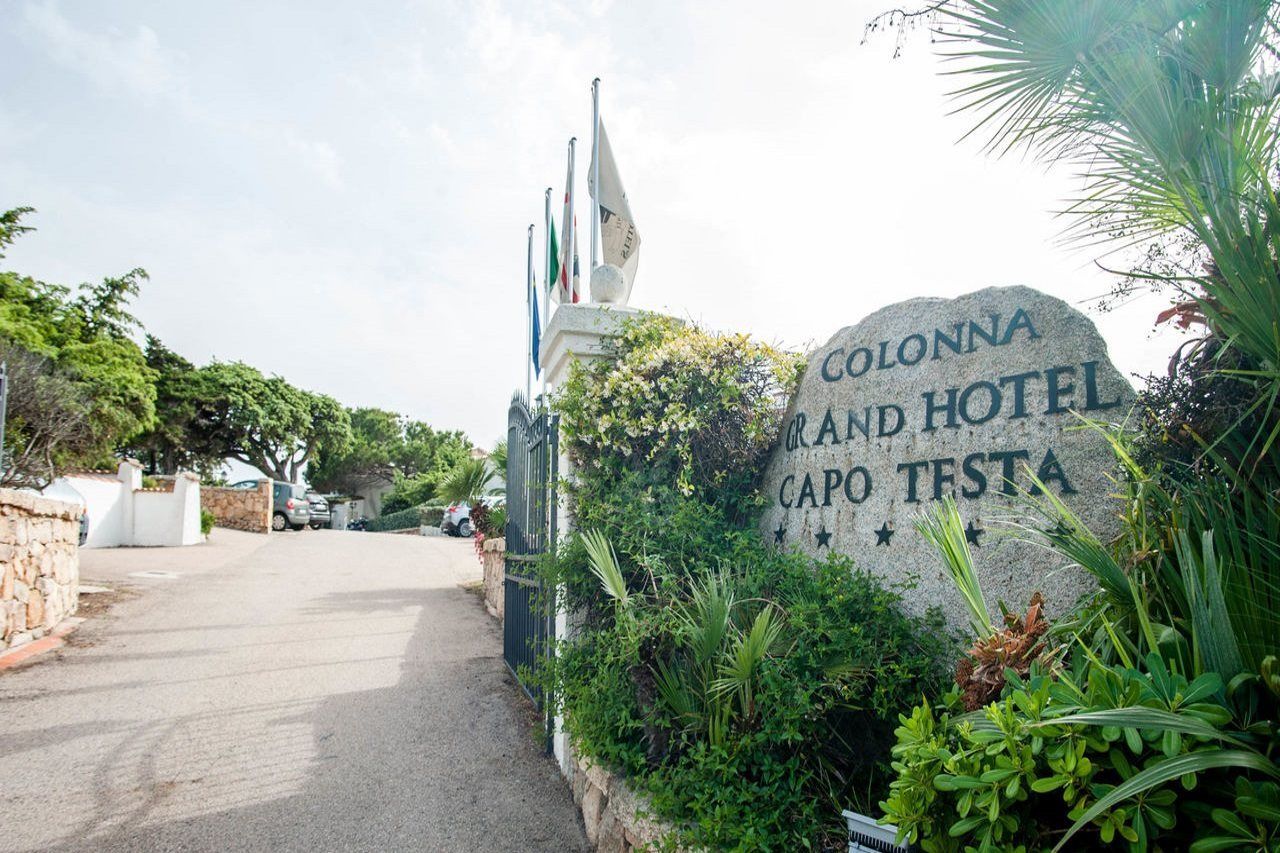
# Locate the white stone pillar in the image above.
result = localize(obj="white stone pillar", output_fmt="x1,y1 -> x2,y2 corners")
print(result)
117,459 -> 143,547
538,302 -> 641,776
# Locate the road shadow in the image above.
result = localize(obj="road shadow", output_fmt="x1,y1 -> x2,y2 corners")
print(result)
53,585 -> 587,853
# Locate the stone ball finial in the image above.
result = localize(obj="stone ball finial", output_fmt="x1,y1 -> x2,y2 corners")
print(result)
589,263 -> 627,305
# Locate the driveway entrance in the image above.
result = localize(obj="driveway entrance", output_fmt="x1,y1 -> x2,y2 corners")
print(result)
0,529 -> 587,852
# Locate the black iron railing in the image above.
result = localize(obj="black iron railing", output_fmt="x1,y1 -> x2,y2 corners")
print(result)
502,393 -> 559,751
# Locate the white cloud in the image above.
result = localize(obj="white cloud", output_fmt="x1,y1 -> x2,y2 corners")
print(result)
22,1 -> 188,103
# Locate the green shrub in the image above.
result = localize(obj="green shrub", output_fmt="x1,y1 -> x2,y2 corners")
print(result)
552,314 -> 804,608
367,504 -> 427,532
554,539 -> 952,849
380,471 -> 440,515
199,508 -> 215,536
882,655 -> 1279,852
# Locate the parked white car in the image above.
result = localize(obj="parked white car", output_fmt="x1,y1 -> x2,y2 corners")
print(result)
441,495 -> 504,538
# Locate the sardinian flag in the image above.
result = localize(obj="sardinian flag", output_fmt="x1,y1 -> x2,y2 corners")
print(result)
588,119 -> 640,300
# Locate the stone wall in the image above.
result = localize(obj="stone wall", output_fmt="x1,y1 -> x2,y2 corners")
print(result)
1,488 -> 80,651
202,480 -> 271,533
569,750 -> 674,851
480,536 -> 505,619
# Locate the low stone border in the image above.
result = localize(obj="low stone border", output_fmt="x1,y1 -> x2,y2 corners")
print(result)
0,617 -> 84,671
570,752 -> 675,851
1,488 -> 80,650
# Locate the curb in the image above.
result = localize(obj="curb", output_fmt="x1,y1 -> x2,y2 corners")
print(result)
0,617 -> 85,672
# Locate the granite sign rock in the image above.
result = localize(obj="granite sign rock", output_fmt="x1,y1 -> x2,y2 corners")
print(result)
760,286 -> 1135,631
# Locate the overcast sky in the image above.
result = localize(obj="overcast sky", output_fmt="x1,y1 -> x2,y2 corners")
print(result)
1,0 -> 1186,451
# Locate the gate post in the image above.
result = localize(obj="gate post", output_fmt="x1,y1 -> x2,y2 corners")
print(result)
539,302 -> 641,776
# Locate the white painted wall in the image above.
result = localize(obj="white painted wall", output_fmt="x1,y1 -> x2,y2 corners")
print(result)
65,474 -> 127,549
133,475 -> 202,546
52,462 -> 201,548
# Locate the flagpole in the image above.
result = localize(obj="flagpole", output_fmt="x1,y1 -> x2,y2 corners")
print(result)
543,187 -> 552,327
541,188 -> 552,405
590,77 -> 601,272
526,224 -> 533,404
567,137 -> 577,301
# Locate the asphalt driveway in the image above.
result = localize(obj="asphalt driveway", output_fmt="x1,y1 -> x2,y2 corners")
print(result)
0,528 -> 587,852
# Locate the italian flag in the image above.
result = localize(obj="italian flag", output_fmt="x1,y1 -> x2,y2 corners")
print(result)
548,216 -> 560,303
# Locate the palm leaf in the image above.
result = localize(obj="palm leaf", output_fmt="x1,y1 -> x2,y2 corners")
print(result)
916,496 -> 992,638
581,529 -> 629,607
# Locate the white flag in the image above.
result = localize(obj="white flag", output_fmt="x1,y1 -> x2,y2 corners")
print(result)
589,119 -> 641,300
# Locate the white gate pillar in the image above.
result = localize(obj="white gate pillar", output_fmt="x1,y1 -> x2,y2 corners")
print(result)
539,302 -> 640,776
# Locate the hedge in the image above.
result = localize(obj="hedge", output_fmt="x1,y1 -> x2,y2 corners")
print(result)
367,502 -> 447,532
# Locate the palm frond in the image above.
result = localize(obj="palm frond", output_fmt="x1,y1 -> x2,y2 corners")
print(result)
581,529 -> 630,608
916,496 -> 992,639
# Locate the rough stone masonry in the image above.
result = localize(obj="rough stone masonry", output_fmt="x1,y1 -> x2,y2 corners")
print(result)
1,488 -> 80,650
759,285 -> 1135,631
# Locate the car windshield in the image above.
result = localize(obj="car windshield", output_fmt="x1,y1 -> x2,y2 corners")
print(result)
292,485 -> 308,500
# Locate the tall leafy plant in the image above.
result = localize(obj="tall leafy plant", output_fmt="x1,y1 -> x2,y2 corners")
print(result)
436,457 -> 493,504
939,0 -> 1280,470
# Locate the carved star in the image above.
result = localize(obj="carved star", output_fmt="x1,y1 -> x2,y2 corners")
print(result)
965,520 -> 984,547
875,522 -> 894,546
814,526 -> 832,548
773,524 -> 786,544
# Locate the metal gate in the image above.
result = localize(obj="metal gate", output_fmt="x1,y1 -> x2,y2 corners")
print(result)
503,393 -> 558,730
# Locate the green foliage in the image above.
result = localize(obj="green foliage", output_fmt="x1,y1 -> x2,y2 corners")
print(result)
126,337 -> 224,478
553,542 -> 953,849
307,406 -> 471,504
544,314 -> 949,848
481,504 -> 505,538
489,439 -> 508,476
436,457 -> 495,505
882,653 -> 1280,852
886,419 -> 1280,849
200,508 -> 216,536
381,471 -> 441,515
187,361 -> 352,484
552,315 -> 806,609
557,313 -> 804,521
0,208 -> 156,486
916,496 -> 993,639
874,5 -> 1280,849
0,341 -> 93,488
366,503 -> 444,532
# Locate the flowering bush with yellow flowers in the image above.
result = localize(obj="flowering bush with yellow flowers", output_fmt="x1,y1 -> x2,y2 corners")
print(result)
557,313 -> 802,531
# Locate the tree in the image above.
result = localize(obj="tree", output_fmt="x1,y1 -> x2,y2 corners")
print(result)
307,406 -> 471,501
0,341 -> 93,489
188,361 -> 352,483
925,0 -> 1280,474
305,407 -> 402,495
124,336 -> 227,477
0,207 -> 156,484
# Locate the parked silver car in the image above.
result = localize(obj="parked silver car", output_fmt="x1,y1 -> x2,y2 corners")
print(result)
230,479 -> 310,531
306,493 -> 331,530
